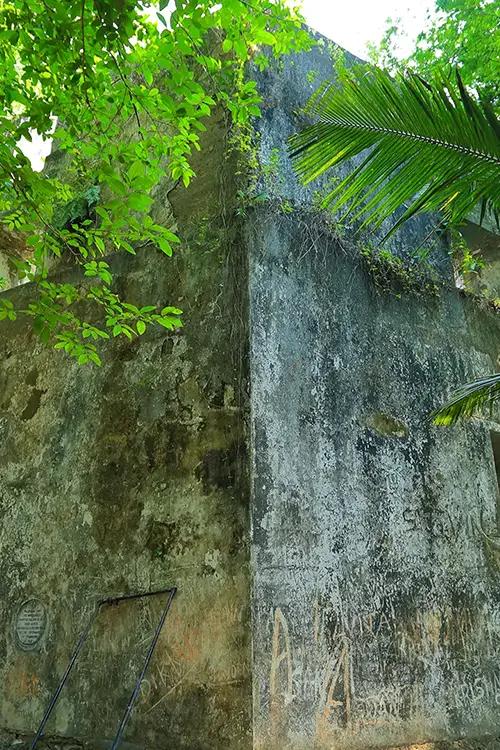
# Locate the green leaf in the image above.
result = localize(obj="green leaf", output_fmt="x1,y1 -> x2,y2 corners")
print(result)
137,320 -> 146,335
255,29 -> 276,46
157,238 -> 173,256
95,207 -> 109,220
88,351 -> 102,366
94,236 -> 105,254
128,193 -> 153,212
127,161 -> 144,181
161,306 -> 182,315
155,317 -> 175,329
105,175 -> 127,195
120,240 -> 137,255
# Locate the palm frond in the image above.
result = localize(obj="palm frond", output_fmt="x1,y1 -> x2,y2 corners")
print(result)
432,373 -> 500,425
290,67 -> 500,238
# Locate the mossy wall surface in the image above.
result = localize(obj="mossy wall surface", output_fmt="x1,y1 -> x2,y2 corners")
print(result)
248,39 -> 500,750
0,111 -> 251,750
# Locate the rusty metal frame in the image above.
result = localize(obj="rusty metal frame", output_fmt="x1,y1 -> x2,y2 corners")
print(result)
30,586 -> 177,750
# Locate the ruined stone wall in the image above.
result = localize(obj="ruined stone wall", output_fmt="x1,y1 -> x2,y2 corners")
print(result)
1,29 -> 500,750
249,41 -> 500,750
0,110 -> 251,750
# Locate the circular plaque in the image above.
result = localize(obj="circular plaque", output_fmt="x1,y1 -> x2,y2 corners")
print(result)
15,598 -> 47,651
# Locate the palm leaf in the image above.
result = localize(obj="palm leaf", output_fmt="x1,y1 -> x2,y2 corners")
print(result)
289,67 -> 500,239
432,373 -> 500,425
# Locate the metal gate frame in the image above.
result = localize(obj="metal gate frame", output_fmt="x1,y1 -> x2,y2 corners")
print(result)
30,586 -> 177,750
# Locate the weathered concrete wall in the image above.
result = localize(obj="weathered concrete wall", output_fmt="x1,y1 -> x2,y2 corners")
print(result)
249,42 -> 500,750
249,210 -> 500,750
0,111 -> 251,749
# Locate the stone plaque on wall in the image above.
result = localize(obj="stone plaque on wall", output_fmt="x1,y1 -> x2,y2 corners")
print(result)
14,599 -> 47,651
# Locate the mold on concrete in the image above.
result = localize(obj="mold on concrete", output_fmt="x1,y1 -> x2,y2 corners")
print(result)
365,413 -> 409,440
248,209 -> 500,750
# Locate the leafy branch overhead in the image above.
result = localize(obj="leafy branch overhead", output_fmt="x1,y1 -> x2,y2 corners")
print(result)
290,66 -> 500,239
0,0 -> 310,364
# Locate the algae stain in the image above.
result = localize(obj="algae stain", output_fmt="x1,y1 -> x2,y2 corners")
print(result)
20,388 -> 45,421
365,412 -> 409,439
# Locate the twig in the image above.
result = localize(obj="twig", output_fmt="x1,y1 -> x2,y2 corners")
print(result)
108,50 -> 144,139
80,0 -> 93,112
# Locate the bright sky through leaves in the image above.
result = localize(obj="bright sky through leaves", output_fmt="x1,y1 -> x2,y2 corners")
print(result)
302,0 -> 434,59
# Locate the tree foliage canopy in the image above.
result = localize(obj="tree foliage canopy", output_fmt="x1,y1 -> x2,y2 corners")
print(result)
369,0 -> 500,424
290,66 -> 500,239
432,374 -> 500,425
0,0 -> 309,364
290,0 -> 500,424
371,0 -> 499,112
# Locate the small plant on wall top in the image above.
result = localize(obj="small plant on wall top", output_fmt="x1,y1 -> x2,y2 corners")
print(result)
235,146 -> 296,218
360,244 -> 442,299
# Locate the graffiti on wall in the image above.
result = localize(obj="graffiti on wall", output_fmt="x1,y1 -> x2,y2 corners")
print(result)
265,594 -> 500,740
